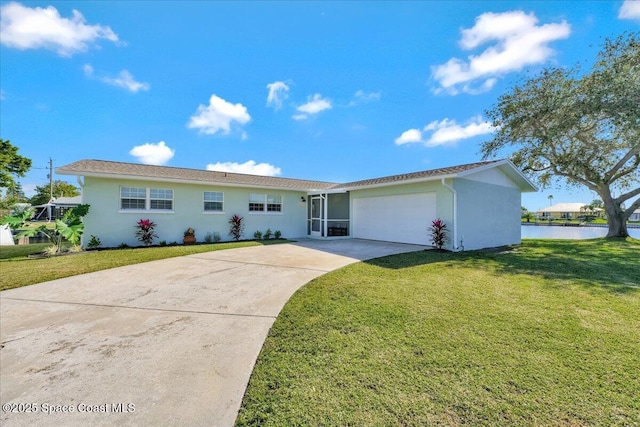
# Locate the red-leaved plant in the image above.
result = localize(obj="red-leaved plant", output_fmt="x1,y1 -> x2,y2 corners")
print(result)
135,218 -> 157,246
428,218 -> 449,250
228,214 -> 244,241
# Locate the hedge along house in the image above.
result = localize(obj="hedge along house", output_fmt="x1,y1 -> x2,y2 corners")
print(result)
57,159 -> 537,251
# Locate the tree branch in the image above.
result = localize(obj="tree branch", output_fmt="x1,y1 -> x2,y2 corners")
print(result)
606,143 -> 640,182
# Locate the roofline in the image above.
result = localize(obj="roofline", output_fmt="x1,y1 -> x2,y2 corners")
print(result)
335,173 -> 461,191
336,160 -> 538,192
57,158 -> 538,193
56,169 -> 333,192
454,159 -> 537,191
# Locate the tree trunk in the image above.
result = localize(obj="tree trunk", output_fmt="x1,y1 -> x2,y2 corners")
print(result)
602,194 -> 629,238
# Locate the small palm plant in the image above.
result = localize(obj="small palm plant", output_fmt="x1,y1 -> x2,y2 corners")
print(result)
428,218 -> 449,251
228,214 -> 244,241
135,218 -> 157,246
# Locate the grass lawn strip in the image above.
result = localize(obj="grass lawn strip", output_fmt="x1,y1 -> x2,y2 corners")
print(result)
0,241 -> 286,291
236,238 -> 640,426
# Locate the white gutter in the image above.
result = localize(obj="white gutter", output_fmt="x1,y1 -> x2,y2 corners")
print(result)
441,178 -> 460,251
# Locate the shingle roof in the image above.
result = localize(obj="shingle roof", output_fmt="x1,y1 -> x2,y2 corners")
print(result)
334,160 -> 503,189
57,159 -> 337,191
57,158 -> 531,192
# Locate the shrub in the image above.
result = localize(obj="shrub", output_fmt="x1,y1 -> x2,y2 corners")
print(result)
213,232 -> 221,243
87,235 -> 102,249
428,218 -> 449,250
228,214 -> 244,241
135,218 -> 157,246
274,230 -> 282,239
254,230 -> 263,240
118,243 -> 130,249
264,228 -> 273,240
204,232 -> 214,243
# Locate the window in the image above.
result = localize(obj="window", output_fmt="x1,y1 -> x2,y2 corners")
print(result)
249,193 -> 282,213
267,194 -> 282,212
150,188 -> 173,210
121,187 -> 146,210
120,187 -> 173,211
204,191 -> 224,212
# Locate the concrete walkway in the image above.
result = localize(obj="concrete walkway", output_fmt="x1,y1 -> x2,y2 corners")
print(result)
0,239 -> 424,427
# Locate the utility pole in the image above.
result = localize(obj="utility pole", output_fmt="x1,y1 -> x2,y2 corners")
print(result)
49,158 -> 54,202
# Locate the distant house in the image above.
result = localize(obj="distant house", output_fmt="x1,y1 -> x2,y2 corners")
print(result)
536,203 -> 593,220
630,209 -> 640,222
57,159 -> 537,251
33,195 -> 82,221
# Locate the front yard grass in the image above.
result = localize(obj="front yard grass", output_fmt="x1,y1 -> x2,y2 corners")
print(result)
237,238 -> 640,426
0,241 -> 284,291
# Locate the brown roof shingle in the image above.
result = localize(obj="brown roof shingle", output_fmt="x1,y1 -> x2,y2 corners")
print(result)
57,159 -> 338,191
57,159 -> 512,191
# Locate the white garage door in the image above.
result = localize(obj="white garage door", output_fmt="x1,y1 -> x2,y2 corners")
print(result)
352,193 -> 436,245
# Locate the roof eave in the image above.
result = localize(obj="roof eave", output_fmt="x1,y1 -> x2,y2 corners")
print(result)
56,169 -> 331,192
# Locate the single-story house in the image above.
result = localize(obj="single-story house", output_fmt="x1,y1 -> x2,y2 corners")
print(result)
536,202 -> 596,220
32,195 -> 82,221
630,209 -> 640,222
57,159 -> 537,251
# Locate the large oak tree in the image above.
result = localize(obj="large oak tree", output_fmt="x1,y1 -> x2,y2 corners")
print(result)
481,33 -> 639,238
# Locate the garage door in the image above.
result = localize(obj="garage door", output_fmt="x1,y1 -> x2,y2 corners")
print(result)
352,193 -> 436,245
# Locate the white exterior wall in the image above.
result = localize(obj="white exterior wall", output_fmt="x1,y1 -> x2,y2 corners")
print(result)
81,177 -> 308,248
454,171 -> 522,250
349,181 -> 454,249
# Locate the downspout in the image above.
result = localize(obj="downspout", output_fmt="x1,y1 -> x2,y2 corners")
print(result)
441,178 -> 460,251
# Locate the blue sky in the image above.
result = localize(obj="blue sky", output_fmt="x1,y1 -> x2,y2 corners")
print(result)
1,1 -> 639,211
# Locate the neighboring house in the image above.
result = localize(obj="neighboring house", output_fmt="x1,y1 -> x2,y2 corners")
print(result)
536,203 -> 592,220
57,159 -> 537,251
32,195 -> 82,221
630,209 -> 640,222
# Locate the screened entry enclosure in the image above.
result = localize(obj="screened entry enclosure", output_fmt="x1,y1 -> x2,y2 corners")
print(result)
308,192 -> 350,237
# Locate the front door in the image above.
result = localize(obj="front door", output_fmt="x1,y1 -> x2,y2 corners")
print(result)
310,195 -> 323,237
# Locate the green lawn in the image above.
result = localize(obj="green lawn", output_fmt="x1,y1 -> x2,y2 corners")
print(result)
237,238 -> 640,426
0,240 -> 285,291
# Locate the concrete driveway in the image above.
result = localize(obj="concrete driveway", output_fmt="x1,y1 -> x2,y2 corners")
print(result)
0,239 -> 424,427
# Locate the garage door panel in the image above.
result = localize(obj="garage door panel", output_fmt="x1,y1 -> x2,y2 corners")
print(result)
353,193 -> 435,245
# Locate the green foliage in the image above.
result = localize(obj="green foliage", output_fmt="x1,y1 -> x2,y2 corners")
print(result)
253,230 -> 263,240
238,239 -> 640,426
86,235 -> 102,249
263,228 -> 273,239
29,180 -> 80,206
0,139 -> 32,190
274,230 -> 282,239
13,204 -> 90,252
482,33 -> 640,238
1,209 -> 32,229
204,231 -> 221,243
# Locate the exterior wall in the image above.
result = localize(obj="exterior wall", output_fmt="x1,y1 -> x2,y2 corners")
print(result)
454,177 -> 522,250
81,177 -> 308,248
349,181 -> 454,249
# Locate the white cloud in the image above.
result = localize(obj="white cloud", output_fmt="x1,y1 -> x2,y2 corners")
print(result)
349,90 -> 381,106
395,116 -> 495,146
432,11 -> 570,95
0,2 -> 119,57
206,160 -> 282,176
187,95 -> 251,135
266,81 -> 290,110
84,64 -> 149,93
129,141 -> 175,165
619,0 -> 640,20
294,93 -> 332,119
424,116 -> 495,146
394,129 -> 423,145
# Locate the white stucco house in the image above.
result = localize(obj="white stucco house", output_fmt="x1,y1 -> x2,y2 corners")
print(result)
57,159 -> 537,251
